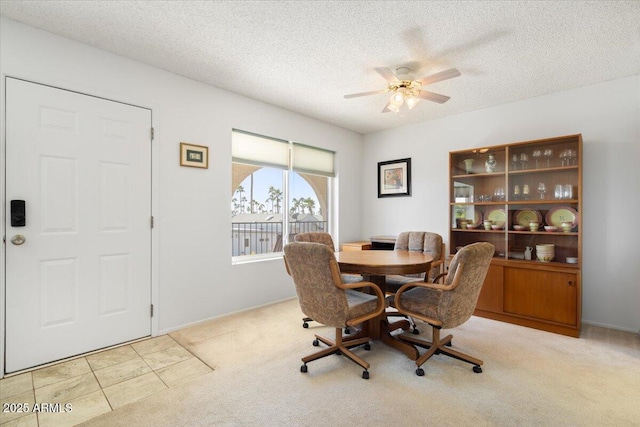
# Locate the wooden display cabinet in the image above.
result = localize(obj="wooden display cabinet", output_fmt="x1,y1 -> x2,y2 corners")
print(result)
449,134 -> 582,337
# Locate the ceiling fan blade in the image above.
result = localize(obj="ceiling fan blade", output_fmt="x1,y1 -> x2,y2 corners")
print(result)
417,90 -> 451,104
344,89 -> 388,99
374,67 -> 399,83
418,68 -> 461,85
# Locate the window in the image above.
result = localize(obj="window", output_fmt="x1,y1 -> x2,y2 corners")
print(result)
231,130 -> 334,260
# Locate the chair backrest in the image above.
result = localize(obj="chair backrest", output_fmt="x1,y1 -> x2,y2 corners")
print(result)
438,242 -> 494,329
394,231 -> 443,260
394,231 -> 444,279
283,242 -> 349,328
294,232 -> 335,250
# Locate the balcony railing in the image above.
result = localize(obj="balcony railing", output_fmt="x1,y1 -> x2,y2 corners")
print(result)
232,220 -> 328,256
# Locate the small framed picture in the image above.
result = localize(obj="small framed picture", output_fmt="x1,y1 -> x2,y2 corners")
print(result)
378,158 -> 411,198
180,142 -> 209,169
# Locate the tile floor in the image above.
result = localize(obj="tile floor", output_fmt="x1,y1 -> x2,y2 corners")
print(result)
0,335 -> 213,427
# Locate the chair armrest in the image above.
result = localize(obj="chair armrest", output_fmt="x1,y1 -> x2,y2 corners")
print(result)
392,282 -> 443,327
343,280 -> 386,326
283,255 -> 291,276
330,259 -> 386,325
392,263 -> 465,326
432,272 -> 447,283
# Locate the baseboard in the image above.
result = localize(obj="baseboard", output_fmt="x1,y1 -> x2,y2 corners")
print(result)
158,296 -> 297,336
580,319 -> 639,334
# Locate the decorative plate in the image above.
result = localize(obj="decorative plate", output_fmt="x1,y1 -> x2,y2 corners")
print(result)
513,209 -> 543,227
485,208 -> 507,228
467,210 -> 483,228
545,206 -> 579,229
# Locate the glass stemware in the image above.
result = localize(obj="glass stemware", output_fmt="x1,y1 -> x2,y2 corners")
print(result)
559,149 -> 568,166
532,150 -> 542,168
543,149 -> 553,167
520,153 -> 529,170
568,149 -> 577,166
512,154 -> 518,170
537,182 -> 546,199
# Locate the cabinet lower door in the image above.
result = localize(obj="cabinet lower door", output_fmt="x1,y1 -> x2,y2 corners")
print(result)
503,267 -> 577,325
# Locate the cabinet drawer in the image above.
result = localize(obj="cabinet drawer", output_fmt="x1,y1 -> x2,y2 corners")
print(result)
503,267 -> 577,325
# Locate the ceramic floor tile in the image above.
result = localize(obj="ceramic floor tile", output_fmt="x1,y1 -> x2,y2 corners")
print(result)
142,345 -> 193,371
85,345 -> 138,371
0,413 -> 38,427
131,335 -> 176,356
0,390 -> 35,424
102,372 -> 167,409
34,372 -> 100,404
32,358 -> 92,389
37,390 -> 111,427
93,357 -> 151,388
0,372 -> 33,399
155,357 -> 213,387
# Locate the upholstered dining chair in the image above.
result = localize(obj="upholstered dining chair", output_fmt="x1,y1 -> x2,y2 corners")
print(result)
384,231 -> 445,333
283,242 -> 385,379
294,232 -> 363,329
385,231 -> 445,292
388,242 -> 494,376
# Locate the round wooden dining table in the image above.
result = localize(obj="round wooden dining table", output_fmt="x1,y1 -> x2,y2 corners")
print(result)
334,250 -> 433,360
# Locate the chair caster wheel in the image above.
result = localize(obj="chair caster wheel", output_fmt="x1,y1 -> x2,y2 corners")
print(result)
362,370 -> 369,379
301,364 -> 308,373
412,328 -> 420,335
416,368 -> 425,376
473,365 -> 482,373
364,343 -> 371,351
344,327 -> 351,334
303,322 -> 309,328
445,341 -> 452,347
312,339 -> 320,347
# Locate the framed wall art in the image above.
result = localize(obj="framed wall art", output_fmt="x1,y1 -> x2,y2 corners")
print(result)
378,158 -> 411,198
180,142 -> 209,169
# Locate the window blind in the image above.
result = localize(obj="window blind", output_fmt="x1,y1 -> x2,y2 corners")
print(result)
232,129 -> 289,169
292,143 -> 335,177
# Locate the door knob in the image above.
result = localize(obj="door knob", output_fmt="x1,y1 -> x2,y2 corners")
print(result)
11,234 -> 26,245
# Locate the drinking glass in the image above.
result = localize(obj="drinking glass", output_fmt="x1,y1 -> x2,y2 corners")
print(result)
559,150 -> 568,166
520,153 -> 529,170
554,184 -> 563,200
568,149 -> 577,166
512,154 -> 518,170
537,182 -> 546,199
543,149 -> 553,167
563,184 -> 573,199
532,150 -> 542,168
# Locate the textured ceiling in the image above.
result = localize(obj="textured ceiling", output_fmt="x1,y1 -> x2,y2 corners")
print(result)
1,1 -> 639,134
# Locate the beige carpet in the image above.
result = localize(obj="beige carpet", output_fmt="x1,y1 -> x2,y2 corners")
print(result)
82,298 -> 640,426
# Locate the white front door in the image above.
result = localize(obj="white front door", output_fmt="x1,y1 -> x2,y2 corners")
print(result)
5,78 -> 152,373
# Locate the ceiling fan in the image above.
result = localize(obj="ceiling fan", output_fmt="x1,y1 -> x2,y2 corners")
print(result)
344,67 -> 461,113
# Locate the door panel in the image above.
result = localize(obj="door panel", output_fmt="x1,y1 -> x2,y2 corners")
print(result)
5,78 -> 152,372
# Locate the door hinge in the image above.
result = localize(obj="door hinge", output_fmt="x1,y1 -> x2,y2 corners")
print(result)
150,216 -> 154,228
151,127 -> 155,141
151,304 -> 154,317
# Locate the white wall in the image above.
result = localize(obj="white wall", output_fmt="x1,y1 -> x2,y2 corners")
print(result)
0,17 -> 365,346
362,75 -> 640,333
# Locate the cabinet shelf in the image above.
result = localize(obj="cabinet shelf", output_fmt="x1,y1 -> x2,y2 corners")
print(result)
449,134 -> 582,337
508,165 -> 578,175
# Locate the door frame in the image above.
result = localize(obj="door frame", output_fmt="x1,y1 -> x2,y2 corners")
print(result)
0,75 -> 160,378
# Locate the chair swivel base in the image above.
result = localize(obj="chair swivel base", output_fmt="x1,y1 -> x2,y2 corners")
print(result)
399,327 -> 483,376
300,327 -> 373,379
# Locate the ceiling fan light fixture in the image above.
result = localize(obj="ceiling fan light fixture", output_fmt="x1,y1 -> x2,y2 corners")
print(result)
405,95 -> 420,110
390,92 -> 404,105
